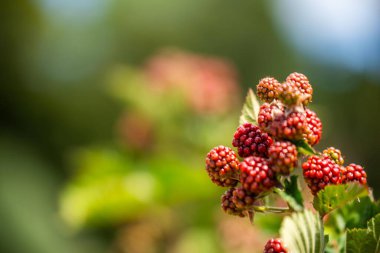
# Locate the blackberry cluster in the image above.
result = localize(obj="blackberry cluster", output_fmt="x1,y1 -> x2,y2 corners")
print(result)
232,123 -> 273,158
264,238 -> 288,253
204,72 -> 370,252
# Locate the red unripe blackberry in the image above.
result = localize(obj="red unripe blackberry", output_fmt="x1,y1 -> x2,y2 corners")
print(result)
240,156 -> 276,194
304,109 -> 322,146
276,111 -> 308,141
257,77 -> 281,103
342,163 -> 367,185
286,72 -> 313,105
221,188 -> 246,217
302,155 -> 342,195
323,147 -> 344,165
278,82 -> 303,106
264,238 -> 288,253
206,146 -> 240,187
232,186 -> 257,209
258,102 -> 285,137
268,141 -> 298,175
232,123 -> 273,158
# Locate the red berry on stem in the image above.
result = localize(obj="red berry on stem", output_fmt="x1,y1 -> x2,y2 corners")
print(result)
264,238 -> 288,253
240,156 -> 276,194
342,163 -> 367,185
206,146 -> 240,187
304,109 -> 322,146
221,188 -> 246,217
268,141 -> 298,175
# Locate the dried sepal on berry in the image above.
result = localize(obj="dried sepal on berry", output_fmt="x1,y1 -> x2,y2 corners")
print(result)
232,123 -> 273,158
268,141 -> 298,175
206,145 -> 240,187
342,163 -> 367,185
323,147 -> 344,165
257,77 -> 281,103
264,238 -> 288,253
302,155 -> 342,195
240,156 -> 277,194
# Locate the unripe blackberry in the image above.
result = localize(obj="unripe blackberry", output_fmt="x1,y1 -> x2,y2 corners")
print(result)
206,146 -> 240,187
264,238 -> 288,253
323,147 -> 344,165
232,123 -> 273,158
257,77 -> 281,103
286,72 -> 313,105
268,141 -> 298,175
302,155 -> 342,195
342,163 -> 367,185
304,109 -> 322,146
258,102 -> 285,137
232,186 -> 257,209
276,111 -> 308,141
240,156 -> 276,194
278,82 -> 303,106
221,188 -> 246,217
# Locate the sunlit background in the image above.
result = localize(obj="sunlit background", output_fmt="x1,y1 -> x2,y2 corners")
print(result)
1,0 -> 380,252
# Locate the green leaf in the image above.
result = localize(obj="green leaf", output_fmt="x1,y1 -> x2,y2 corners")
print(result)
280,209 -> 325,253
346,214 -> 380,253
274,175 -> 304,211
313,183 -> 369,217
239,88 -> 260,125
294,139 -> 317,156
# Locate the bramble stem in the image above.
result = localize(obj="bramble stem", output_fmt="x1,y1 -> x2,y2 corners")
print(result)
250,205 -> 291,214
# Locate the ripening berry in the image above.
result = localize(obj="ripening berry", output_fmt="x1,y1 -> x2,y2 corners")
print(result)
206,146 -> 240,187
323,147 -> 344,165
221,188 -> 246,217
302,155 -> 342,195
264,238 -> 288,253
342,163 -> 367,185
286,72 -> 313,105
258,102 -> 285,137
276,111 -> 308,141
232,186 -> 257,210
304,109 -> 322,146
240,156 -> 277,194
268,141 -> 298,175
278,82 -> 303,106
232,123 -> 273,158
257,77 -> 281,103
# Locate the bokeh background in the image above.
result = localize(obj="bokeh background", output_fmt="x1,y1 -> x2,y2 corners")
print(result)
1,0 -> 380,252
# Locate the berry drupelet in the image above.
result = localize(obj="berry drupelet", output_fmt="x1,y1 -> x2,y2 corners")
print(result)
232,122 -> 273,158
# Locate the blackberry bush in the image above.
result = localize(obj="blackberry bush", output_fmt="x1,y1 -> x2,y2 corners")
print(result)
204,72 -> 374,253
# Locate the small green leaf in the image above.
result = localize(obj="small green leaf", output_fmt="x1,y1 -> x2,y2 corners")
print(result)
346,214 -> 380,253
274,175 -> 304,211
280,209 -> 325,253
239,89 -> 260,125
294,139 -> 317,156
313,183 -> 369,217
